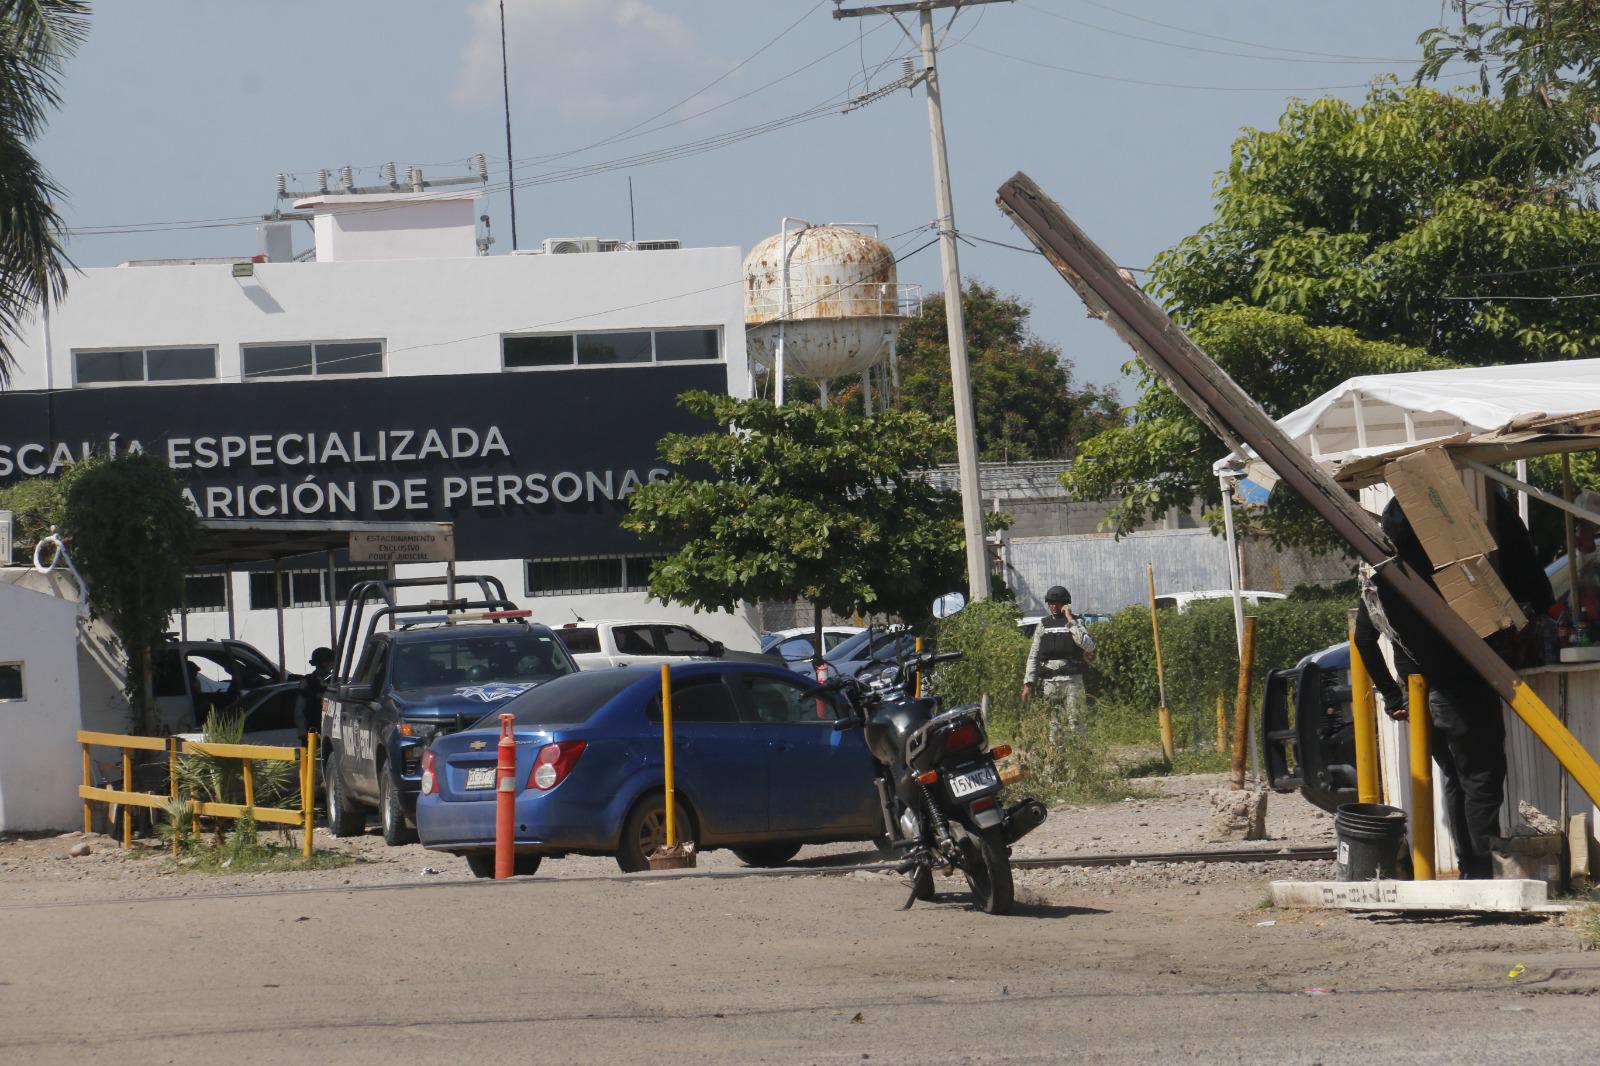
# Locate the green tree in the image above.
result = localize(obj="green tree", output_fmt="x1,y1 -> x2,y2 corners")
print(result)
1421,2 -> 1600,119
1065,83 -> 1600,546
623,391 -> 1005,659
0,0 -> 88,384
60,453 -> 201,732
895,281 -> 1123,462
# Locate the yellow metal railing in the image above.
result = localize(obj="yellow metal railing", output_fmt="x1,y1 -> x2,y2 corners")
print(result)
77,731 -> 319,858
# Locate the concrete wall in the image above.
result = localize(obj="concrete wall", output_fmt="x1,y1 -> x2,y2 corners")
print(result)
0,581 -> 83,831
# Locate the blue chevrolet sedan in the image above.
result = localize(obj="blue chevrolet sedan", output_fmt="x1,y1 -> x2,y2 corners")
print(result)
416,661 -> 883,876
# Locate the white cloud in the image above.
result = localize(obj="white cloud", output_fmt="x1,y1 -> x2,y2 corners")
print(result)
455,0 -> 718,124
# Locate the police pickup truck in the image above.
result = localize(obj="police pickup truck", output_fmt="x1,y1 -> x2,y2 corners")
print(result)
320,576 -> 578,845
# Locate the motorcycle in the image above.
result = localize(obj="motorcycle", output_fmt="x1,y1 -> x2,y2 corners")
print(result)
811,650 -> 1047,915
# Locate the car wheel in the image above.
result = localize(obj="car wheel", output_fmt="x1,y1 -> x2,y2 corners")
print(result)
323,752 -> 365,838
465,852 -> 543,879
730,844 -> 802,868
379,767 -> 418,847
616,794 -> 693,873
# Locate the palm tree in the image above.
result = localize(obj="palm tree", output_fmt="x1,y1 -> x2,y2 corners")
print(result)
0,1 -> 88,386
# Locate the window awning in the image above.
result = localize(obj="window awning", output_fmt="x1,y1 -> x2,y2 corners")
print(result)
1214,358 -> 1600,489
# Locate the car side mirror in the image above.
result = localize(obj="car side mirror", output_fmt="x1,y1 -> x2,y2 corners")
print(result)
709,640 -> 725,657
341,682 -> 377,703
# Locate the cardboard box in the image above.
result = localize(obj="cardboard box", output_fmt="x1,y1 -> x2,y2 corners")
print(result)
1384,448 -> 1525,639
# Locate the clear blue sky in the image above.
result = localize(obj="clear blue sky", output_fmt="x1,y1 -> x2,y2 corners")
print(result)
38,1 -> 1476,395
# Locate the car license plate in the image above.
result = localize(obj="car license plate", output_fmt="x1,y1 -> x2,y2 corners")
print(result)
465,767 -> 497,790
948,765 -> 998,798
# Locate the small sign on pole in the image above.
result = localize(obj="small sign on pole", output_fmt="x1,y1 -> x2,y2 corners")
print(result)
0,510 -> 13,567
348,525 -> 455,564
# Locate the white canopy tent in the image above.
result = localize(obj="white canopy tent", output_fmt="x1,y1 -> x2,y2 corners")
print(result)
1215,357 -> 1600,489
1210,359 -> 1600,655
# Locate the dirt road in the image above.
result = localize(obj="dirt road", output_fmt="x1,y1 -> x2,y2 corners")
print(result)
4,778 -> 1593,1063
3,860 -> 1596,1064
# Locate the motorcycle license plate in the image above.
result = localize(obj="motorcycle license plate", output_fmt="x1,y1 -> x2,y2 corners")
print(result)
947,765 -> 999,798
465,767 -> 497,790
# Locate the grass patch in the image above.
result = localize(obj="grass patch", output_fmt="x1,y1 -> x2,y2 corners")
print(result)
165,811 -> 357,875
170,845 -> 357,875
1569,905 -> 1600,951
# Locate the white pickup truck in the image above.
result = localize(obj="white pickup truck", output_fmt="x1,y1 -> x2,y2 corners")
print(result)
554,619 -> 779,670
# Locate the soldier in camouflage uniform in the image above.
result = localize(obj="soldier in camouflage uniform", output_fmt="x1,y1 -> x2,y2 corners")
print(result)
1021,585 -> 1095,745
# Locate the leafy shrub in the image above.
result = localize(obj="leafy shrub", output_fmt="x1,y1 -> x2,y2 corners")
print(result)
930,598 -> 1028,736
0,475 -> 64,547
1086,592 -> 1351,747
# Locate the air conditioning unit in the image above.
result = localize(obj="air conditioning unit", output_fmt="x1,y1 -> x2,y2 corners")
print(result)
633,239 -> 681,252
542,237 -> 602,255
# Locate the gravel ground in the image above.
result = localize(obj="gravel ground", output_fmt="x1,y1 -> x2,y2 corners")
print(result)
0,774 -> 1335,905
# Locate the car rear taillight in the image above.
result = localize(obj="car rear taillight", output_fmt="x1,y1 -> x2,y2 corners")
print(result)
946,722 -> 981,752
528,740 -> 586,791
420,749 -> 437,795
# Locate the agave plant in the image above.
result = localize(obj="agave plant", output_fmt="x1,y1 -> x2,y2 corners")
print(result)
174,710 -> 296,846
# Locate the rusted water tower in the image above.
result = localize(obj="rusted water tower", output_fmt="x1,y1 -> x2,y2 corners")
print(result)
744,220 -> 919,407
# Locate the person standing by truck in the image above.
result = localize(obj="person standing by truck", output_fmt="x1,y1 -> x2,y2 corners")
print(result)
1021,585 -> 1096,744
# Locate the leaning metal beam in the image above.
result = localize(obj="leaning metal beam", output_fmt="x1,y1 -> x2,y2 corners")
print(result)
995,171 -> 1600,808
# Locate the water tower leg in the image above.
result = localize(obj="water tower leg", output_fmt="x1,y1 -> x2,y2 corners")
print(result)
819,379 -> 830,409
862,370 -> 872,415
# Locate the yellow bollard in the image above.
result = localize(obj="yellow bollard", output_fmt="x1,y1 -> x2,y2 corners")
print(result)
1231,617 -> 1258,789
661,663 -> 677,849
1215,694 -> 1227,754
82,743 -> 92,835
1347,618 -> 1381,806
1407,674 -> 1434,880
303,733 -> 318,859
1147,563 -> 1175,766
169,737 -> 179,857
122,748 -> 133,849
913,637 -> 923,698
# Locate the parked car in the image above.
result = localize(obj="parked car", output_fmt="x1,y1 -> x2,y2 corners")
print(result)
759,626 -> 864,669
822,627 -> 922,681
416,661 -> 883,876
174,681 -> 303,748
555,619 -> 778,669
151,638 -> 286,733
1153,590 -> 1286,612
1261,641 -> 1355,816
321,575 -> 579,846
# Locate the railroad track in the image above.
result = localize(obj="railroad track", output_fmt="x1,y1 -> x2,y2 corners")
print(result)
1011,844 -> 1335,870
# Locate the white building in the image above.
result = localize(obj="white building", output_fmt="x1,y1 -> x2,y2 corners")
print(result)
0,190 -> 760,672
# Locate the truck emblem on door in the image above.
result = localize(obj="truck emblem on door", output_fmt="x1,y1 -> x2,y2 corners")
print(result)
456,682 -> 537,703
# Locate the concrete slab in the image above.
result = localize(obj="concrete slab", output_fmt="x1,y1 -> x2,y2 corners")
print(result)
1271,879 -> 1554,914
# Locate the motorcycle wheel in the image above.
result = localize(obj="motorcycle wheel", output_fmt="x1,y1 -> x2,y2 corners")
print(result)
960,828 -> 1014,916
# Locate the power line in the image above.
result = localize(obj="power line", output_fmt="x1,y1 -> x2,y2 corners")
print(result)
1439,291 -> 1600,302
1064,0 -> 1426,64
962,41 -> 1389,93
1023,2 -> 1429,65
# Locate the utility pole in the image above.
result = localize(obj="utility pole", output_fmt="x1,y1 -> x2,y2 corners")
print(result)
834,0 -> 1011,601
499,0 -> 519,250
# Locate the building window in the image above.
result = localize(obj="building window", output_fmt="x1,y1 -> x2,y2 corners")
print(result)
74,346 -> 217,386
247,565 -> 388,610
242,340 -> 384,380
525,554 -> 663,596
183,574 -> 229,613
503,327 -> 720,370
0,663 -> 22,702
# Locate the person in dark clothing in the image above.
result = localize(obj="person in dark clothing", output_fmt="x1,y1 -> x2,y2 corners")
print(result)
1352,491 -> 1554,879
295,646 -> 336,742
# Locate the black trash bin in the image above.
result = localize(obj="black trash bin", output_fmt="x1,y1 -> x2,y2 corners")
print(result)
1334,803 -> 1407,881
